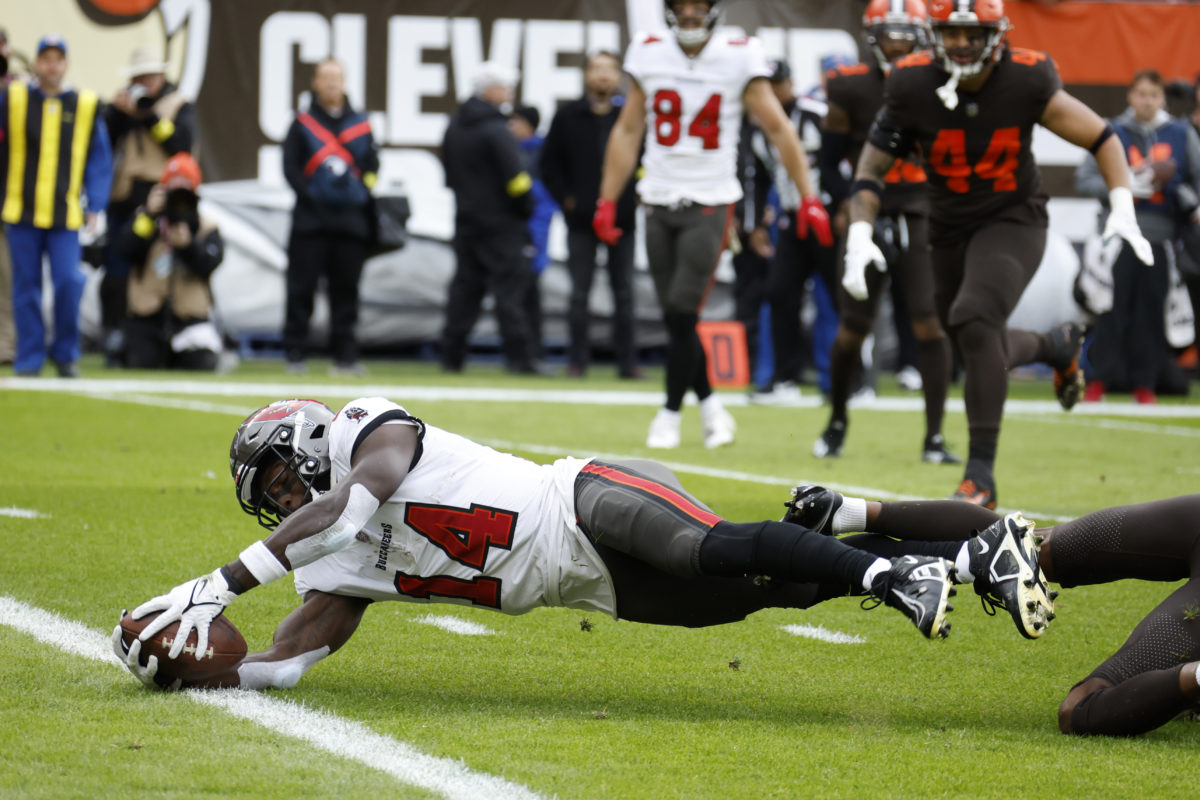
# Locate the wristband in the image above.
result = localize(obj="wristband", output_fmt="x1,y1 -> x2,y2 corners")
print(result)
238,540 -> 289,586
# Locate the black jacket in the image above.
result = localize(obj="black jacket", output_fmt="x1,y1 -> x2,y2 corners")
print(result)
441,96 -> 532,236
540,96 -> 639,231
283,98 -> 379,241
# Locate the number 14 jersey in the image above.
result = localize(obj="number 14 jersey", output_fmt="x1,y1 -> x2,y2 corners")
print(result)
292,396 -> 616,618
624,30 -> 771,206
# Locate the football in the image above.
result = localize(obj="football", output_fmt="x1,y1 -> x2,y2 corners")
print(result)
1149,158 -> 1177,189
119,610 -> 247,686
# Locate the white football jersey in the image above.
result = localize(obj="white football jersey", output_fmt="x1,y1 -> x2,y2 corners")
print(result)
292,397 -> 616,618
624,30 -> 771,206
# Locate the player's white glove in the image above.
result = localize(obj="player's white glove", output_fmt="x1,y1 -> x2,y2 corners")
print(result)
111,622 -> 181,691
1103,187 -> 1154,266
842,220 -> 887,301
132,569 -> 236,661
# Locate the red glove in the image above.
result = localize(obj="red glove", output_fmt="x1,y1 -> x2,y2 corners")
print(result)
796,196 -> 833,247
592,198 -> 623,245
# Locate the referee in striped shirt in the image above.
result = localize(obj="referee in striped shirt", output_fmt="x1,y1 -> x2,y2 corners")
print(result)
0,34 -> 112,377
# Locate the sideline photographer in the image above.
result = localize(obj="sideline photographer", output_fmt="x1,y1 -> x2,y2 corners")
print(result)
102,46 -> 196,364
116,153 -> 223,370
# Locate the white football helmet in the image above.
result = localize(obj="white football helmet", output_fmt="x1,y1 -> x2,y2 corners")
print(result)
229,399 -> 334,530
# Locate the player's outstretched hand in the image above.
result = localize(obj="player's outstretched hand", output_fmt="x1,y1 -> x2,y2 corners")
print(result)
592,198 -> 623,245
111,621 -> 181,690
842,220 -> 886,300
1103,186 -> 1154,266
131,570 -> 236,661
796,196 -> 833,247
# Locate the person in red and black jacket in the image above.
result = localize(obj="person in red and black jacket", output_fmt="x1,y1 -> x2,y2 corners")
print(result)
282,58 -> 379,376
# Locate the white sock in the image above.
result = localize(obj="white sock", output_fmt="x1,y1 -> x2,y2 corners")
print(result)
862,558 -> 891,592
953,542 -> 973,584
832,497 -> 867,533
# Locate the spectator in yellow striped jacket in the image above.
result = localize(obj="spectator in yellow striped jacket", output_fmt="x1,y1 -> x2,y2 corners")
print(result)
0,34 -> 112,377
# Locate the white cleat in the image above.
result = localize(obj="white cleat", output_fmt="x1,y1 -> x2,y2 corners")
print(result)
700,395 -> 736,449
646,408 -> 682,449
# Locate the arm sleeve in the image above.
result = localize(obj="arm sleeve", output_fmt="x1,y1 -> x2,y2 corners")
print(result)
83,117 -> 113,213
358,123 -> 380,176
282,120 -> 308,195
177,228 -> 224,279
867,106 -> 915,160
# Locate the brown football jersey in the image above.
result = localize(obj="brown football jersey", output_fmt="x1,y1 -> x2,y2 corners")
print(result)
825,61 -> 927,215
870,47 -> 1062,243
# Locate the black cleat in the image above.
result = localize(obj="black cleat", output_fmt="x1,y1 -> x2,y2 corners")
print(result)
922,434 -> 962,465
968,512 -> 1054,639
1048,322 -> 1085,411
812,420 -> 846,458
781,485 -> 844,535
864,555 -> 955,639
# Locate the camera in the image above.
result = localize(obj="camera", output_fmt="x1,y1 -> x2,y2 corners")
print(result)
165,188 -> 199,232
128,83 -> 156,112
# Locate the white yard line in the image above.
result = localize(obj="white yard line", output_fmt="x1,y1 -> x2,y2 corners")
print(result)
6,375 -> 1200,417
0,507 -> 49,519
780,624 -> 865,645
412,614 -> 496,636
0,595 -> 545,800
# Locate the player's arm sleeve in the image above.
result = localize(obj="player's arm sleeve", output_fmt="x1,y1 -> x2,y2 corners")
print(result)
867,106 -> 915,159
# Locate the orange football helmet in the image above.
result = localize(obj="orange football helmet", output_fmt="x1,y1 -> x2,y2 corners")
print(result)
927,0 -> 1011,77
863,0 -> 929,72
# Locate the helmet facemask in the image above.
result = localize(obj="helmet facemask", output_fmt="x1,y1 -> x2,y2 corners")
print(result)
930,19 -> 1009,79
664,0 -> 721,48
230,400 -> 333,531
866,20 -> 928,73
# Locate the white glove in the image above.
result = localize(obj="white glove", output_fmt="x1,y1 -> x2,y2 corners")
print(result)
111,621 -> 181,690
1103,187 -> 1154,266
842,220 -> 887,301
131,569 -> 236,660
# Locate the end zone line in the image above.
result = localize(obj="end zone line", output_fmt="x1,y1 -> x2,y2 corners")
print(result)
0,595 -> 546,800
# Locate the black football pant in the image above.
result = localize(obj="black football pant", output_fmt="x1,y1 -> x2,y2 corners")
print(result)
284,232 -> 366,365
565,228 -> 636,375
731,241 -> 768,381
441,230 -> 534,371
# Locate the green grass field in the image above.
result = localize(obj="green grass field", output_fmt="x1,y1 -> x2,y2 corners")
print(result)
2,357 -> 1199,798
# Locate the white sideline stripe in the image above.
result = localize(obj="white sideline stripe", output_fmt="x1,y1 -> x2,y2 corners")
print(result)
192,691 -> 544,800
0,595 -> 545,800
6,375 -> 1200,417
413,614 -> 496,636
0,506 -> 49,519
1009,413 -> 1200,439
780,624 -> 865,645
